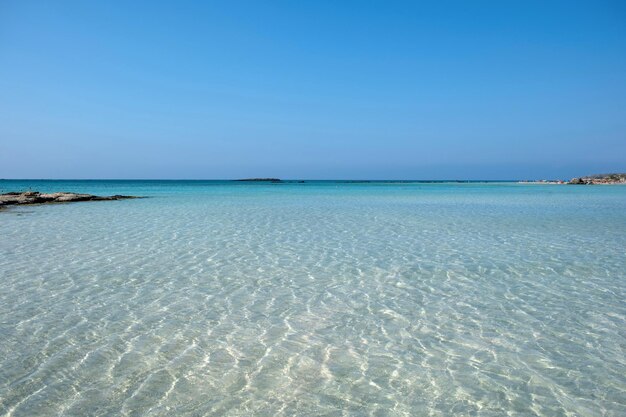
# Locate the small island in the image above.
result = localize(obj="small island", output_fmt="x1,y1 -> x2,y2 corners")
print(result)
233,178 -> 282,182
0,191 -> 139,210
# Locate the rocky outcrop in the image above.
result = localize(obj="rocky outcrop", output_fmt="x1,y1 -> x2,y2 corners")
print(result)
568,173 -> 626,185
0,191 -> 139,209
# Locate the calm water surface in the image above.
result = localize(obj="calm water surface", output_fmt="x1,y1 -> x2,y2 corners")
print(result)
1,181 -> 625,416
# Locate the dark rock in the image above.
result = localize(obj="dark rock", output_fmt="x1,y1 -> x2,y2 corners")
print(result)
0,191 -> 140,210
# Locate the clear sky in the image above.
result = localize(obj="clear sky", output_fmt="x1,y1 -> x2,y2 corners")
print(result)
1,1 -> 625,179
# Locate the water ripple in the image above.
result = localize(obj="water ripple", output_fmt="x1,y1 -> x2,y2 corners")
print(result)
1,183 -> 625,416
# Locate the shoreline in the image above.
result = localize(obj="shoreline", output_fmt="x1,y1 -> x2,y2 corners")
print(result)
520,173 -> 626,185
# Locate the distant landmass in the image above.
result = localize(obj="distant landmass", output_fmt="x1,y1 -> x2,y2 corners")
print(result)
234,175 -> 626,185
520,173 -> 626,185
233,178 -> 282,182
568,173 -> 626,185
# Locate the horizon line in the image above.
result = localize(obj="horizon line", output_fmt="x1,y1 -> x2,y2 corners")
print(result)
0,178 -> 558,182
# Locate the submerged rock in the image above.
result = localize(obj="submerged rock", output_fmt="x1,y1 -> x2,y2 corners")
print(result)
0,191 -> 139,209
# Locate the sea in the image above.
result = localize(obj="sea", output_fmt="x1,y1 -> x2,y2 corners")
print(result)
1,180 -> 625,416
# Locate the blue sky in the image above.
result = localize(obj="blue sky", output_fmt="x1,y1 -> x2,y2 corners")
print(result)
1,1 -> 625,179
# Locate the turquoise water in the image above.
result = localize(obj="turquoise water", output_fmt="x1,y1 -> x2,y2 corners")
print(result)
1,180 -> 625,417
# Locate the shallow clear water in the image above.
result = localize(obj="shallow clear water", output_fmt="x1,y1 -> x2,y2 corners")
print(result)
1,180 -> 625,417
